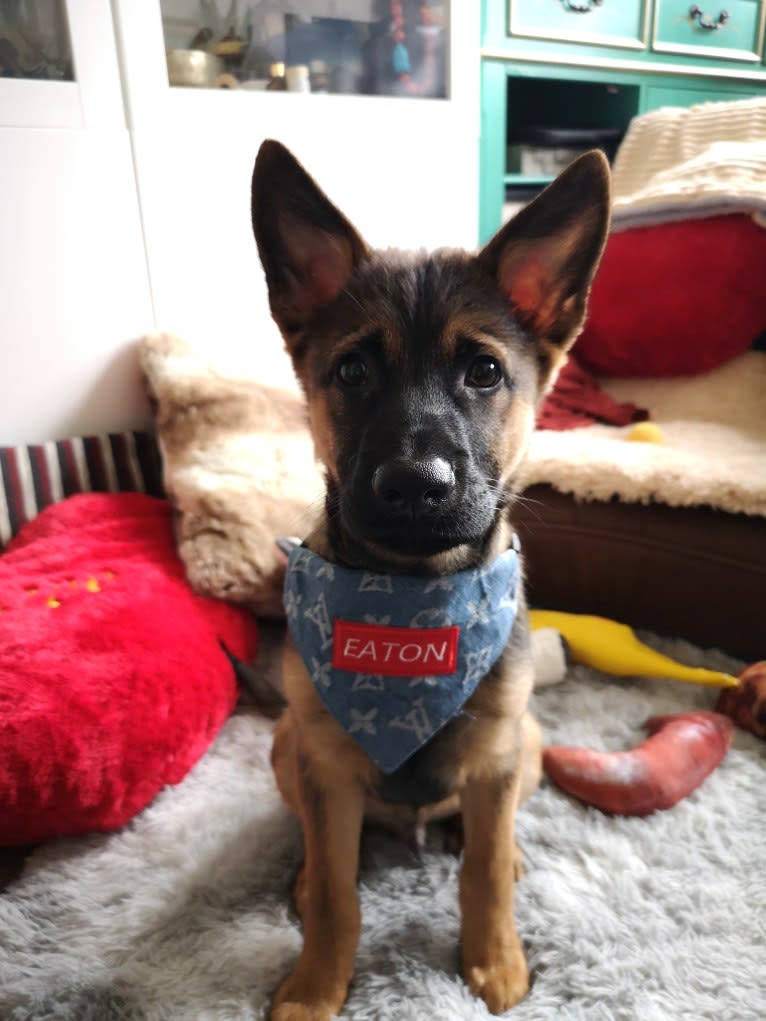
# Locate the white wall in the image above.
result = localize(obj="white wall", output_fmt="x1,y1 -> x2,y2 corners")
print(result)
129,89 -> 481,392
0,127 -> 155,445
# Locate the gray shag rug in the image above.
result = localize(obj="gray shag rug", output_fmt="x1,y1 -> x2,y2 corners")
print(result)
1,634 -> 764,1021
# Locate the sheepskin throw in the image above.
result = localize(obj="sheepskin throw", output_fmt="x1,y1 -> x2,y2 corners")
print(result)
522,351 -> 766,517
139,333 -> 322,618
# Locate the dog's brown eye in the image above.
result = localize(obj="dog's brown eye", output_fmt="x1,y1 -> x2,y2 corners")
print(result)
337,354 -> 368,387
466,355 -> 502,389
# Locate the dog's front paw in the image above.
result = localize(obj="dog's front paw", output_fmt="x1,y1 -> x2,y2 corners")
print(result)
271,1002 -> 334,1021
465,948 -> 530,1015
270,970 -> 346,1021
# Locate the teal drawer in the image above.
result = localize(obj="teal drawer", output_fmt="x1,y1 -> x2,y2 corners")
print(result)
508,0 -> 649,51
652,0 -> 766,62
645,84 -> 757,108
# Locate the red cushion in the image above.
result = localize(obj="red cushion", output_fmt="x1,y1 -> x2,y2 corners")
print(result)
574,214 -> 766,377
0,493 -> 258,846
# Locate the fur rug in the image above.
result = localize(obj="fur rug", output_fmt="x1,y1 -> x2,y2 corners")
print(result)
1,635 -> 764,1021
522,350 -> 766,517
139,332 -> 322,619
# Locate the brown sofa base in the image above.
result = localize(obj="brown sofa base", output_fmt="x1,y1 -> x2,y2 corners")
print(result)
515,485 -> 766,663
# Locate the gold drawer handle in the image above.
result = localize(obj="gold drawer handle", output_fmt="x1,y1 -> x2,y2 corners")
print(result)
688,5 -> 729,29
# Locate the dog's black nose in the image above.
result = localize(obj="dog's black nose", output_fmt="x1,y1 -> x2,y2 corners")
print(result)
372,457 -> 456,518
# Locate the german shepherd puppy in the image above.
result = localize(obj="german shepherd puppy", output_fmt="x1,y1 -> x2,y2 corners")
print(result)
251,140 -> 610,1020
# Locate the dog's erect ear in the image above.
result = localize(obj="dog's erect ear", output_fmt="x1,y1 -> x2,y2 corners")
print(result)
478,150 -> 610,356
252,140 -> 369,345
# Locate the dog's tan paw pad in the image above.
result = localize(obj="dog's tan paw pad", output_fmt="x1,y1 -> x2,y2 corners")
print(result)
271,974 -> 343,1021
466,957 -> 530,1015
270,1001 -> 335,1021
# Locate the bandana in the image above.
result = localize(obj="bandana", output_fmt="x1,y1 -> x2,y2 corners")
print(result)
283,542 -> 521,773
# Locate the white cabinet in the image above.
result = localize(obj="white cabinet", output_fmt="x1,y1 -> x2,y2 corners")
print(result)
0,1 -> 479,441
0,0 -> 155,445
0,0 -> 122,128
116,0 -> 479,388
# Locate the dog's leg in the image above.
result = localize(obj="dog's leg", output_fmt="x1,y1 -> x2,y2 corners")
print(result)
271,761 -> 365,1021
459,713 -> 541,1014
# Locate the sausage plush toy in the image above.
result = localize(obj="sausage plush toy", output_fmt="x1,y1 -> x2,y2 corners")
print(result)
543,711 -> 734,816
528,610 -> 747,816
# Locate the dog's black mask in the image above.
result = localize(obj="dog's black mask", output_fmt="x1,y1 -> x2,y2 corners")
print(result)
321,257 -> 536,558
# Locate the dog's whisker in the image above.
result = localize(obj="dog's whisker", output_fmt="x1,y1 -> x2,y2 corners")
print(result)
511,489 -> 546,509
510,492 -> 547,525
284,493 -> 329,535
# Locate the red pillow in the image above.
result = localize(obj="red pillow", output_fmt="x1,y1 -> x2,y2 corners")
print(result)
574,214 -> 766,377
0,493 -> 258,846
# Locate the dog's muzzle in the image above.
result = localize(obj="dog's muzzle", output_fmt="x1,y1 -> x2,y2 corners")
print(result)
339,451 -> 498,556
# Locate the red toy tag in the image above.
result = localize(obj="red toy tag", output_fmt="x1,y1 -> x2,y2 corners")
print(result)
332,621 -> 460,676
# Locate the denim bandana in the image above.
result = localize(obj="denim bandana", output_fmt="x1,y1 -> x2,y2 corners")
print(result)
283,543 -> 521,773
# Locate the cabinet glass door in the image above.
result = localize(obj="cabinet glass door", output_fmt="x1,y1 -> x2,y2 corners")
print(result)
0,0 -> 73,81
158,0 -> 450,98
0,0 -> 124,128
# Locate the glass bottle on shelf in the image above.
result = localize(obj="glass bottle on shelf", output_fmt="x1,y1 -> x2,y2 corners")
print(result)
309,59 -> 330,94
286,63 -> 310,92
266,60 -> 285,91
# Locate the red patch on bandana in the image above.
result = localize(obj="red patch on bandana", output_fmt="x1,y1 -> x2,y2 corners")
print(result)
332,621 -> 460,676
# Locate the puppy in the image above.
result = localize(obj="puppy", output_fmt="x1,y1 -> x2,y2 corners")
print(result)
251,140 -> 610,1020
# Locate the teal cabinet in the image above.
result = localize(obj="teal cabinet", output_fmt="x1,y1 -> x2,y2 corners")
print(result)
480,0 -> 766,243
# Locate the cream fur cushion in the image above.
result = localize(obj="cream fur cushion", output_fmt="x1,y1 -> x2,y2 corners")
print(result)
139,333 -> 321,618
522,350 -> 766,517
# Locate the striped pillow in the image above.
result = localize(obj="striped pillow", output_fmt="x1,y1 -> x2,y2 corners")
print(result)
0,432 -> 163,548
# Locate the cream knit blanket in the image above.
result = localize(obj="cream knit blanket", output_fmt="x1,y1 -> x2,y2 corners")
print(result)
611,96 -> 766,231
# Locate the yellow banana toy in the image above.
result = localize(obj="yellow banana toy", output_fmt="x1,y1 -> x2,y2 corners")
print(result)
529,610 -> 739,688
